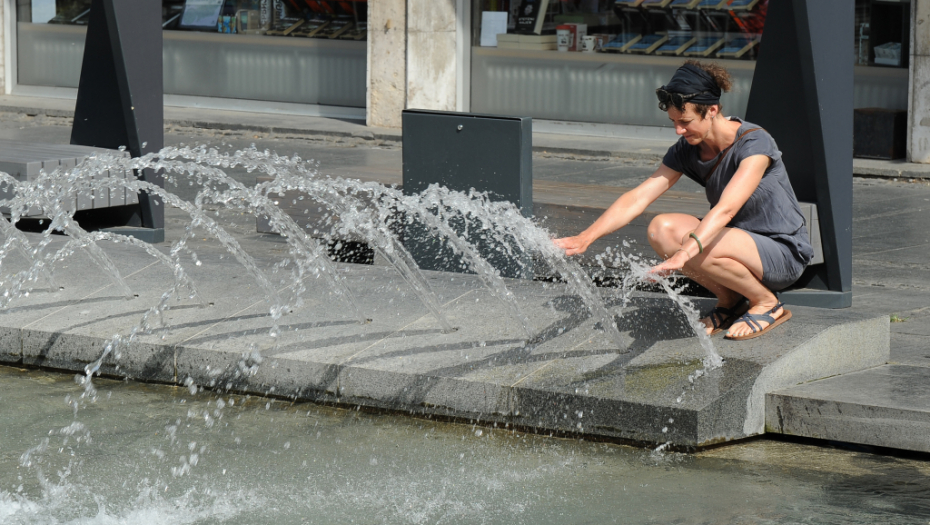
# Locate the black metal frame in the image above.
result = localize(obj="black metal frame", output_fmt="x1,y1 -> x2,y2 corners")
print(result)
746,0 -> 854,308
70,0 -> 164,241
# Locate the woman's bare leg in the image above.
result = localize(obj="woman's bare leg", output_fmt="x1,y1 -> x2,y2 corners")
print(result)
647,213 -> 786,336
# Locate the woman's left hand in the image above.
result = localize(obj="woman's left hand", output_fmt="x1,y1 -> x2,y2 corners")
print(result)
648,250 -> 691,278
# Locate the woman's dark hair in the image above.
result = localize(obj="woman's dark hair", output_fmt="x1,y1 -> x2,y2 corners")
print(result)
685,60 -> 732,118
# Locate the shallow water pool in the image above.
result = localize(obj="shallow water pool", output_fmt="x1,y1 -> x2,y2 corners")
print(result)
1,365 -> 928,524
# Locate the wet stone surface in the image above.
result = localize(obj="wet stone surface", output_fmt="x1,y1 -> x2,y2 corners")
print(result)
0,230 -> 888,447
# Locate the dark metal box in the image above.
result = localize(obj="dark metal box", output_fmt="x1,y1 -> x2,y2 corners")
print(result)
402,109 -> 533,279
854,108 -> 907,160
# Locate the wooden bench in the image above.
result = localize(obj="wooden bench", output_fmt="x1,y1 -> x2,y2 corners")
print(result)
0,139 -> 135,216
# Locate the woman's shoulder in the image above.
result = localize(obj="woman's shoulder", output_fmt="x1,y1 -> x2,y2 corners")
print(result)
728,117 -> 764,135
730,119 -> 776,147
729,118 -> 782,163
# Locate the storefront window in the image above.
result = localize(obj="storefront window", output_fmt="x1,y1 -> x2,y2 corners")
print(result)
476,0 -> 766,61
19,1 -> 367,40
471,0 -> 910,128
14,0 -> 368,109
855,0 -> 910,68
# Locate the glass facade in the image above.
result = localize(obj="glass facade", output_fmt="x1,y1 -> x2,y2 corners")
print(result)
14,0 -> 368,108
17,0 -> 367,39
471,0 -> 911,127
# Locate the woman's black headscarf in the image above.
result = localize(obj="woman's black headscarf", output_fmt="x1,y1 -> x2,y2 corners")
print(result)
656,64 -> 721,111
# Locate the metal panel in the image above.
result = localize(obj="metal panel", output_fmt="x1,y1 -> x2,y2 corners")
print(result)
402,109 -> 533,279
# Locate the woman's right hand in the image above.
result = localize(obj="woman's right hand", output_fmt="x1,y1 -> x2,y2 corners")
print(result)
553,235 -> 591,256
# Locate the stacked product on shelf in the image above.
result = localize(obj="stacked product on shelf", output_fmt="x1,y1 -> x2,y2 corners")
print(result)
668,0 -> 703,9
654,34 -> 697,55
601,33 -> 643,53
626,33 -> 669,54
726,0 -> 761,11
715,35 -> 758,58
497,33 -> 559,51
639,0 -> 675,8
682,34 -> 727,56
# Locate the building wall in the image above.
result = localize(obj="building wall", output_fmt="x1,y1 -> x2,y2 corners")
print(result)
406,0 -> 457,112
909,0 -> 930,163
366,0 -> 407,128
368,0 -> 463,128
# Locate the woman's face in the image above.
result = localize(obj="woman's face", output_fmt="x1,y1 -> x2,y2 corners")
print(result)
667,104 -> 715,145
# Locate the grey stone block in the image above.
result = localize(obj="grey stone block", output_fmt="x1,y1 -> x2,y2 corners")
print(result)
766,365 -> 930,452
0,326 -> 21,364
21,329 -> 175,382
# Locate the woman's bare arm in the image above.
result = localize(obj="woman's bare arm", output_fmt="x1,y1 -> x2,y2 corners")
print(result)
554,163 -> 683,255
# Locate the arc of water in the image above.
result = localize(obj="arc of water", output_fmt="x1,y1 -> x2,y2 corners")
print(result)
116,178 -> 287,319
84,230 -> 205,307
615,251 -> 722,368
257,175 -> 455,333
423,186 -> 630,350
66,152 -> 287,323
0,183 -> 59,291
173,148 -> 536,340
396,186 -> 536,339
0,174 -> 64,288
181,145 -> 454,334
144,155 -> 368,326
0,171 -> 133,308
226,185 -> 368,325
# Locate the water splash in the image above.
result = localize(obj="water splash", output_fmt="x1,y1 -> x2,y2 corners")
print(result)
0,144 -> 722,402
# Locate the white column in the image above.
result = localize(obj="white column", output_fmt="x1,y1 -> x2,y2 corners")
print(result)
0,0 -> 10,95
367,0 -> 407,129
908,0 -> 930,163
406,0 -> 457,112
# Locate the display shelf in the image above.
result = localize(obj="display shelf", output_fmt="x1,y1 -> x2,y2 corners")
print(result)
654,35 -> 697,55
695,0 -> 727,9
725,0 -> 761,11
627,33 -> 670,54
601,33 -> 643,52
682,35 -> 726,56
640,0 -> 675,8
668,0 -> 703,8
288,19 -> 330,38
715,36 -> 758,58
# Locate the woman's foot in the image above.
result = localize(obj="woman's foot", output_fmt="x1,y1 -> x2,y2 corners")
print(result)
725,301 -> 791,340
700,298 -> 748,336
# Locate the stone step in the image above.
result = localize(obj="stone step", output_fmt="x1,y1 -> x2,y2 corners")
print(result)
766,364 -> 930,453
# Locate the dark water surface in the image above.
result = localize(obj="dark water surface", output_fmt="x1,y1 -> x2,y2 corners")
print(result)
1,365 -> 928,524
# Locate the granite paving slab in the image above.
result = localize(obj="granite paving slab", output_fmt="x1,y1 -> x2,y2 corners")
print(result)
766,365 -> 930,453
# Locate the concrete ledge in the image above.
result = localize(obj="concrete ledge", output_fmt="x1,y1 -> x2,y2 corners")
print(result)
766,365 -> 930,452
0,239 -> 890,448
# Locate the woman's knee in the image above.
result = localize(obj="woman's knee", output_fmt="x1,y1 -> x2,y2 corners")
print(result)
647,214 -> 690,247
